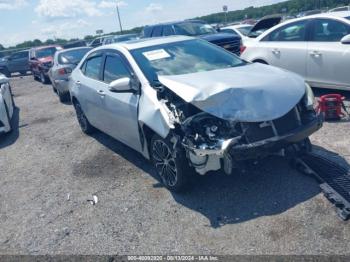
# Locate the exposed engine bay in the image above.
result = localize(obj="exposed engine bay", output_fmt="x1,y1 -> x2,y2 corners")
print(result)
156,85 -> 323,176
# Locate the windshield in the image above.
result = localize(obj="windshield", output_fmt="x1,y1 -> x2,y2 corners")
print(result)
36,47 -> 57,58
58,48 -> 91,64
174,22 -> 217,36
237,25 -> 253,36
131,39 -> 245,84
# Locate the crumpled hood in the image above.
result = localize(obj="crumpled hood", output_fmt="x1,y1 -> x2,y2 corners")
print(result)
158,63 -> 306,122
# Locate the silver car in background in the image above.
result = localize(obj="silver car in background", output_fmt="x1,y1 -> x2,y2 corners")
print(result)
103,34 -> 139,45
0,74 -> 15,134
241,11 -> 350,90
49,47 -> 92,102
69,36 -> 322,192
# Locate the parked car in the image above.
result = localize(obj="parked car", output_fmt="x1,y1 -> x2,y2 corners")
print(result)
141,20 -> 242,55
69,36 -> 322,192
29,45 -> 62,84
88,35 -> 113,48
220,24 -> 254,45
49,47 -> 92,102
247,15 -> 283,38
329,6 -> 350,12
241,11 -> 350,90
0,50 -> 30,77
0,74 -> 15,134
62,40 -> 87,49
103,34 -> 139,45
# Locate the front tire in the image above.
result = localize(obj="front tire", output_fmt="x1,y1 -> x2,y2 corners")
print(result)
150,134 -> 192,192
73,102 -> 95,134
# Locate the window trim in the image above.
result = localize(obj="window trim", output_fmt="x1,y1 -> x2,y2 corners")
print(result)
102,53 -> 132,84
309,18 -> 350,42
262,19 -> 312,42
80,51 -> 104,81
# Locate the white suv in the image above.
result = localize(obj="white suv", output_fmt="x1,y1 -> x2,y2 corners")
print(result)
241,11 -> 350,90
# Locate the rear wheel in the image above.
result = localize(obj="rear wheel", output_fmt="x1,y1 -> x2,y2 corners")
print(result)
40,72 -> 48,84
57,89 -> 69,102
150,134 -> 193,192
73,102 -> 95,134
4,102 -> 12,133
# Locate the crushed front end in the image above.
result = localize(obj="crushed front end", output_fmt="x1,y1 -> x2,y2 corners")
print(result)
181,102 -> 322,175
157,86 -> 322,176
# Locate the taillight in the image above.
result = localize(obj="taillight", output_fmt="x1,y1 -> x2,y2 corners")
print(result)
58,68 -> 72,75
240,45 -> 247,54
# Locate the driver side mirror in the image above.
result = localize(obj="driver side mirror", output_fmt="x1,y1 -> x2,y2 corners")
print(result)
341,34 -> 350,44
109,77 -> 137,93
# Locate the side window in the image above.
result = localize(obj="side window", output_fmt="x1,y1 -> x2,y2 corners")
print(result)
152,26 -> 163,37
11,53 -> 21,60
163,25 -> 174,36
311,19 -> 350,42
84,56 -> 102,80
267,20 -> 307,42
103,55 -> 130,84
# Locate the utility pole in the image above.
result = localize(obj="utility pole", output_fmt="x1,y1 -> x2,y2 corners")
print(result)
116,1 -> 123,33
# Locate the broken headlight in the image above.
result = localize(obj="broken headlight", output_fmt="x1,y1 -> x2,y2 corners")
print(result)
304,83 -> 316,110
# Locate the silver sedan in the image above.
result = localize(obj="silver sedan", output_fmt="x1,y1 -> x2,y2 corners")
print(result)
49,47 -> 91,102
70,36 -> 322,192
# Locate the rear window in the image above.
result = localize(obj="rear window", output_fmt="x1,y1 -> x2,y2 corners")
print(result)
58,48 -> 91,64
36,47 -> 58,58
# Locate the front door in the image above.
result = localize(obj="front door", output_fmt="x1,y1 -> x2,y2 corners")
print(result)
307,18 -> 350,89
98,53 -> 142,152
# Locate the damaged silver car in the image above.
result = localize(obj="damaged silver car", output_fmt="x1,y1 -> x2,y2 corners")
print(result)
70,36 -> 322,192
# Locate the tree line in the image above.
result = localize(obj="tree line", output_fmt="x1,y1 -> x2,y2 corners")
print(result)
1,0 -> 349,51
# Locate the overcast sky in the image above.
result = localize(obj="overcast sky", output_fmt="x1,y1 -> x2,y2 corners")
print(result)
0,0 -> 287,47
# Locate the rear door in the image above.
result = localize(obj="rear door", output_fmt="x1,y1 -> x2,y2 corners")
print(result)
307,18 -> 350,89
258,19 -> 310,78
78,52 -> 105,128
97,51 -> 142,152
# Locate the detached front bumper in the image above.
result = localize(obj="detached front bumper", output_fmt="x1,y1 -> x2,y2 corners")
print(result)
186,113 -> 323,175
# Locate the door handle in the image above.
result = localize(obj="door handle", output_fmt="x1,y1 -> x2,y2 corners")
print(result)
97,90 -> 105,97
272,49 -> 280,55
75,80 -> 81,87
310,51 -> 322,58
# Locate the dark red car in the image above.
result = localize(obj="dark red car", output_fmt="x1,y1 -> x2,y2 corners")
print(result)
29,45 -> 62,84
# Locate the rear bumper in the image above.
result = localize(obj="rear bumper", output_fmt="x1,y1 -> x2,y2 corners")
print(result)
54,79 -> 69,93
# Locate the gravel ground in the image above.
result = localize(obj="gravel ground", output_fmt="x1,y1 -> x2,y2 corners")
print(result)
1,75 -> 350,255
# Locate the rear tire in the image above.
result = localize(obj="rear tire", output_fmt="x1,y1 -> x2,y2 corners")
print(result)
73,102 -> 95,134
57,89 -> 69,103
40,72 -> 48,84
4,102 -> 12,133
150,134 -> 193,192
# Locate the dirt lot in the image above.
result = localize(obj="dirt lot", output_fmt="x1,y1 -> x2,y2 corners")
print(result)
1,75 -> 350,255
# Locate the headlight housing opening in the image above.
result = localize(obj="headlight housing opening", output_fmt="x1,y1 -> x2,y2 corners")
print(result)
304,83 -> 316,110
